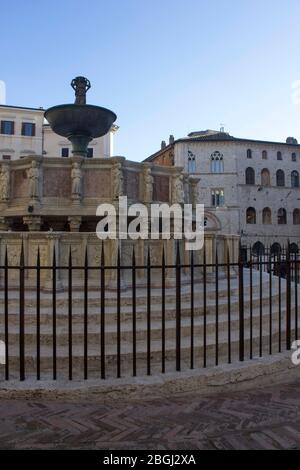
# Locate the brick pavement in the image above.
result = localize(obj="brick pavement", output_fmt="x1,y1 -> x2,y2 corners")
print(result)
0,381 -> 300,450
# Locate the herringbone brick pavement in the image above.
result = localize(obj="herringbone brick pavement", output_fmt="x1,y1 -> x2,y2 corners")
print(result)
0,381 -> 300,450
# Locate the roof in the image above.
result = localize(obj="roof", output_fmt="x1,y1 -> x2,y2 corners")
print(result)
0,104 -> 44,112
145,131 -> 300,162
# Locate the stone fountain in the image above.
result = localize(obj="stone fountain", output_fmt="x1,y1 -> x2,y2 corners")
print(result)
44,76 -> 117,157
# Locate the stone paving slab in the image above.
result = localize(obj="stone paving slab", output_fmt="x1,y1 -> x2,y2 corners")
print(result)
0,380 -> 300,450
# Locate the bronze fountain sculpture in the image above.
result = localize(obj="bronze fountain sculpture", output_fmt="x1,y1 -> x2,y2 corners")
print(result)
45,77 -> 117,157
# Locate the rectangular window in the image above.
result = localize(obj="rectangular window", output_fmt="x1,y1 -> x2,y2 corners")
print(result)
2,155 -> 11,160
61,148 -> 69,158
87,148 -> 94,158
21,122 -> 36,137
1,120 -> 14,135
292,153 -> 297,162
211,189 -> 225,207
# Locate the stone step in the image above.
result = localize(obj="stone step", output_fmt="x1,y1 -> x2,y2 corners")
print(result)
1,327 -> 296,380
0,306 -> 295,347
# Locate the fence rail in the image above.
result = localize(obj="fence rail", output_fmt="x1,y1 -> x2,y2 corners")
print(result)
0,243 -> 299,382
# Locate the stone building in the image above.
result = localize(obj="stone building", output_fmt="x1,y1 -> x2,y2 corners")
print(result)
145,130 -> 300,254
0,104 -> 118,160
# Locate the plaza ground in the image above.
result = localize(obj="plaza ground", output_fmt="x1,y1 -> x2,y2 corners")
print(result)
0,379 -> 300,450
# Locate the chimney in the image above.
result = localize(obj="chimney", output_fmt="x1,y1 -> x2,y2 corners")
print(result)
0,80 -> 6,105
161,140 -> 166,149
169,135 -> 175,145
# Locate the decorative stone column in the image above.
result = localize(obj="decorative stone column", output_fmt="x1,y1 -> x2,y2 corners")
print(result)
71,161 -> 82,205
113,161 -> 124,200
68,216 -> 82,232
27,160 -> 41,205
23,216 -> 42,231
143,164 -> 153,204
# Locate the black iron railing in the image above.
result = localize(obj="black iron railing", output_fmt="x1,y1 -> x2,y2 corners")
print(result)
0,243 -> 299,382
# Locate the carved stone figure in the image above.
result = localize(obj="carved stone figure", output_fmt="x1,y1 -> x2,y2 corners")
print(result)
113,163 -> 123,199
144,167 -> 153,203
27,160 -> 40,200
173,175 -> 185,204
71,76 -> 91,105
0,164 -> 10,200
71,163 -> 82,199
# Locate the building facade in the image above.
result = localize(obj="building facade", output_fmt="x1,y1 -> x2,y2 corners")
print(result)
146,130 -> 300,253
0,105 -> 117,160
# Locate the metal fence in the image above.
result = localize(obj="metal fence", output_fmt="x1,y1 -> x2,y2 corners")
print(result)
0,243 -> 299,382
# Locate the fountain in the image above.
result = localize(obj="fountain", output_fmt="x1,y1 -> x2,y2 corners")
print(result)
44,76 -> 117,157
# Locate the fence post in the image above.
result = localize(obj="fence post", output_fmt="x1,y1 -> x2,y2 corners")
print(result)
176,242 -> 181,372
19,242 -> 25,381
4,247 -> 8,381
238,242 -> 244,362
286,243 -> 291,351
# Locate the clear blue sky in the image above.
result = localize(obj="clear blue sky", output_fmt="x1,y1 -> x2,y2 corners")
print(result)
1,0 -> 300,160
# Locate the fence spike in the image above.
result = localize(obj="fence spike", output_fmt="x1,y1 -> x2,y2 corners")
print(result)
20,240 -> 24,266
68,246 -> 72,267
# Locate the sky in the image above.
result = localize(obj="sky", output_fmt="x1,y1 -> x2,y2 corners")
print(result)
1,0 -> 300,161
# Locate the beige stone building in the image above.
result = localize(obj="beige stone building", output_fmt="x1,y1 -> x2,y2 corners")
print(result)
145,130 -> 300,254
0,104 -> 118,160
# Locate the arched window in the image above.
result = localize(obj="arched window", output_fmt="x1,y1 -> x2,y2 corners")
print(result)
289,243 -> 299,254
245,167 -> 255,185
188,150 -> 196,173
291,171 -> 300,188
262,150 -> 268,160
276,169 -> 285,187
252,242 -> 265,256
261,168 -> 271,186
277,151 -> 282,161
246,207 -> 256,224
247,149 -> 252,159
262,207 -> 272,225
278,208 -> 287,225
271,243 -> 282,256
211,151 -> 224,173
293,209 -> 300,225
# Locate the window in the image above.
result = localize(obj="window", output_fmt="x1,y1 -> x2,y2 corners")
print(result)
211,151 -> 224,173
247,149 -> 252,159
61,148 -> 69,158
21,122 -> 36,137
211,189 -> 224,207
292,153 -> 297,162
245,167 -> 255,185
276,170 -> 285,187
261,168 -> 270,186
246,207 -> 256,224
262,150 -> 268,160
277,151 -> 282,161
293,209 -> 300,225
262,207 -> 272,225
278,208 -> 287,225
87,148 -> 94,158
1,120 -> 14,135
252,242 -> 265,256
271,243 -> 281,256
289,243 -> 299,254
188,150 -> 196,173
291,171 -> 300,188
2,155 -> 11,160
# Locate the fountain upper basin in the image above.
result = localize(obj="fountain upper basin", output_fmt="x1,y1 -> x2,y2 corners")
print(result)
44,104 -> 117,139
